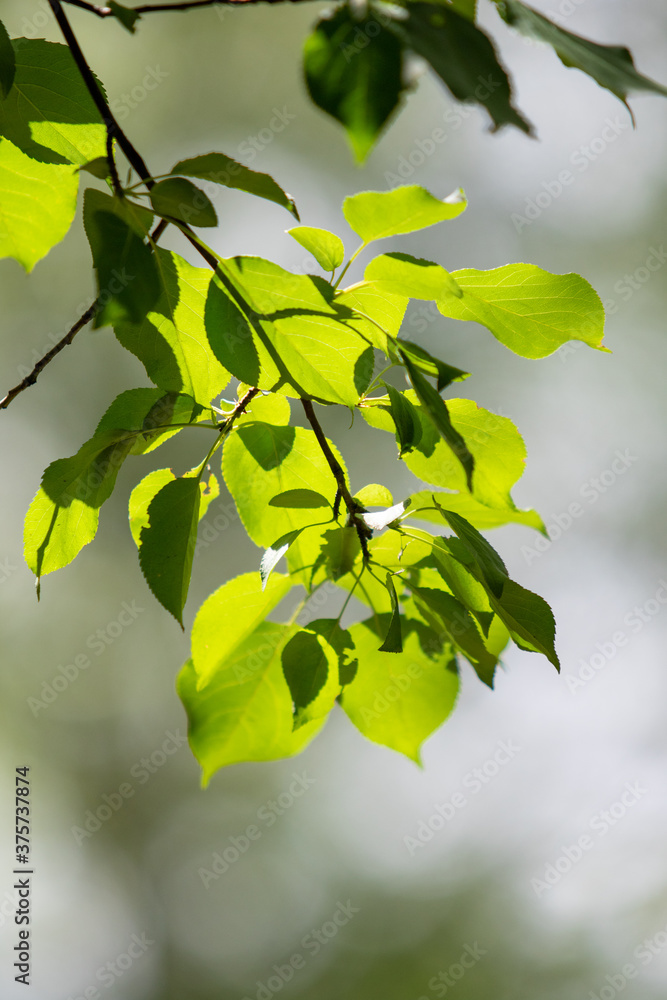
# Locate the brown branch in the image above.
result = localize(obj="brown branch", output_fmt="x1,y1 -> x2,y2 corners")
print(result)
300,399 -> 371,559
63,0 -> 310,14
0,304 -> 98,411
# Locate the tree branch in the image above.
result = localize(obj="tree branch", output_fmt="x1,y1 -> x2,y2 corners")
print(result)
0,303 -> 98,411
300,399 -> 371,559
62,0 -> 310,15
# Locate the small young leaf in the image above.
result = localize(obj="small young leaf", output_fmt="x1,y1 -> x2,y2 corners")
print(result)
287,226 -> 345,271
139,476 -> 201,625
79,156 -> 111,180
387,3 -> 532,134
500,1 -> 667,109
191,573 -> 294,688
149,177 -> 218,228
439,264 -> 607,358
353,484 -> 393,508
107,1 -> 142,32
0,20 -> 16,98
382,383 -> 422,456
343,185 -> 467,243
260,528 -> 305,589
304,6 -> 405,162
365,252 -> 462,300
400,350 -> 474,491
379,573 -> 403,652
172,152 -> 298,219
268,489 -> 331,509
341,617 -> 459,763
281,628 -> 339,728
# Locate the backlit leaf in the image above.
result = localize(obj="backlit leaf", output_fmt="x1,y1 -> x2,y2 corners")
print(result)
172,151 -> 298,218
343,185 -> 466,243
287,226 -> 345,271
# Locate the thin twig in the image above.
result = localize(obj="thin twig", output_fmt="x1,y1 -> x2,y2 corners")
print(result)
0,304 -> 98,411
301,399 -> 371,559
63,0 -> 308,14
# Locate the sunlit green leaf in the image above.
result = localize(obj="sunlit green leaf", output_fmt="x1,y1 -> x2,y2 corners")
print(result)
287,226 -> 345,271
354,483 -> 393,507
149,177 -> 217,228
440,264 -> 606,358
343,185 -> 466,243
269,489 -> 331,509
96,388 -> 203,456
366,251 -> 462,300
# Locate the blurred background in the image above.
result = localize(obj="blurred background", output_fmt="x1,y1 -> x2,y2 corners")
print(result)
2,0 -> 667,996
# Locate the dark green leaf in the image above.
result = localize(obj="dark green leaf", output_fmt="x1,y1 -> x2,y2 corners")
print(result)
0,20 -> 16,98
382,383 -> 422,455
307,618 -> 358,687
149,177 -> 217,228
84,193 -> 160,329
281,628 -> 339,728
319,527 -> 361,580
379,573 -> 403,652
488,579 -> 560,670
399,349 -> 474,490
500,0 -> 667,110
387,2 -> 532,134
138,476 -> 201,625
409,585 -> 498,686
172,152 -> 298,219
434,505 -> 508,597
107,1 -> 142,32
395,340 -> 468,392
304,5 -> 405,162
269,489 -> 331,509
79,156 -> 110,179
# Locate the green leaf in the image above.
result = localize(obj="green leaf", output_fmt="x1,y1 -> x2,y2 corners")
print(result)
379,574 -> 403,652
354,483 -> 393,507
96,388 -> 203,455
395,340 -> 468,392
0,20 -> 16,98
206,256 -> 373,406
287,226 -> 345,271
408,586 -> 498,686
318,526 -> 361,581
433,506 -> 508,597
171,152 -> 298,219
387,2 -> 532,134
408,490 -> 545,533
24,430 -> 132,580
191,572 -> 294,689
430,536 -> 496,635
79,156 -> 111,180
343,185 -> 467,243
0,138 -> 78,270
129,468 -> 175,547
149,177 -> 218,228
115,247 -> 230,406
269,489 -> 331,509
307,618 -> 358,686
281,628 -> 340,728
83,186 -> 154,236
486,578 -> 560,670
365,251 -> 462,300
138,476 -> 201,625
341,617 -> 459,763
400,350 -> 474,491
381,384 -> 422,456
83,194 -> 160,329
303,5 -> 405,162
439,264 -> 606,358
177,622 -> 323,783
500,0 -> 667,109
107,1 -> 142,32
447,0 -> 477,17
0,39 -> 106,166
